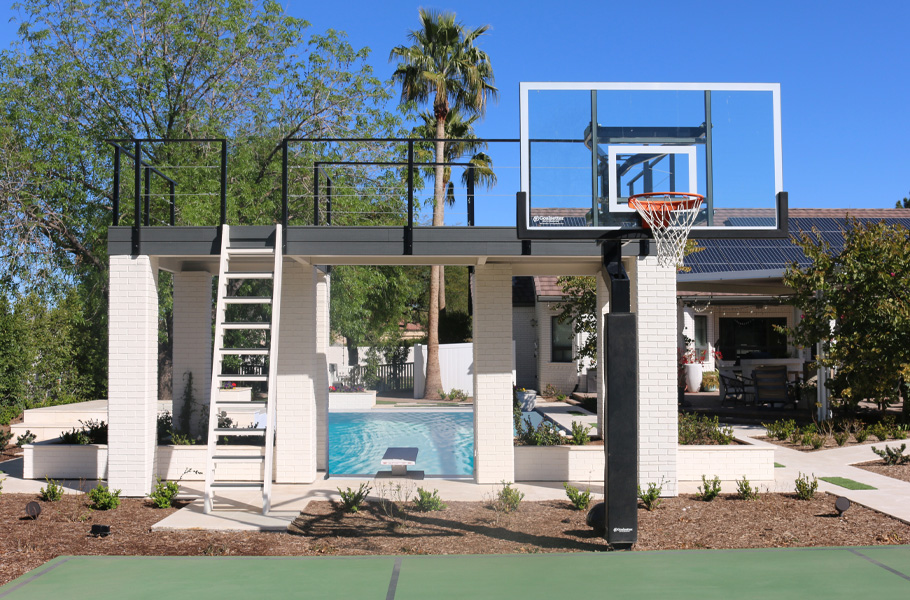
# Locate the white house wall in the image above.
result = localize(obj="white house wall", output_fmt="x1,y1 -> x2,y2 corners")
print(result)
535,300 -> 584,395
172,271 -> 213,438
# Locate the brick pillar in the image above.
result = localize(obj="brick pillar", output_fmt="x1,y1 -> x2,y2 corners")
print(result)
108,255 -> 159,496
315,269 -> 330,472
472,264 -> 514,483
275,261 -> 318,483
629,256 -> 678,495
595,270 -> 609,438
172,271 -> 212,438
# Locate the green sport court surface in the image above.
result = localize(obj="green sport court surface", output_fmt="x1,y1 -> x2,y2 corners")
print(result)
2,546 -> 908,599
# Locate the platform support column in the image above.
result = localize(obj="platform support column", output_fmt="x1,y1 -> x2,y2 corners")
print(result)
172,271 -> 212,437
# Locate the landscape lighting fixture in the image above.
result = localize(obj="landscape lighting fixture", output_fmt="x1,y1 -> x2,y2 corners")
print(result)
25,501 -> 41,520
90,524 -> 111,537
835,496 -> 850,516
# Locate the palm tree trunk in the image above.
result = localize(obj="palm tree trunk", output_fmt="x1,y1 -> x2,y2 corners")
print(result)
423,115 -> 448,399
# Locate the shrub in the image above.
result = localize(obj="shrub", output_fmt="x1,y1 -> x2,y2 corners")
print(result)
40,476 -> 64,502
543,383 -> 560,398
833,432 -> 848,446
637,481 -> 662,511
870,423 -> 891,442
854,428 -> 870,443
678,413 -> 734,445
809,434 -> 826,450
789,427 -> 803,444
516,417 -> 564,446
337,483 -> 371,513
493,481 -> 524,513
0,428 -> 13,449
794,472 -> 818,500
568,421 -> 592,446
563,483 -> 592,511
16,430 -> 36,447
412,487 -> 446,512
60,420 -> 107,445
149,477 -> 181,508
736,476 -> 760,501
88,484 -> 121,510
871,444 -> 909,466
800,431 -> 815,447
696,475 -> 721,501
894,427 -> 908,440
440,389 -> 468,402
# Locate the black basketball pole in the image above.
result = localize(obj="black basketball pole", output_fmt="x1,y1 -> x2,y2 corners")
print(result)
602,242 -> 638,549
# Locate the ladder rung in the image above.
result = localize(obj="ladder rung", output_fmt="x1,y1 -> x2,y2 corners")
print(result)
212,455 -> 265,463
215,400 -> 268,408
224,297 -> 272,304
222,322 -> 271,330
224,272 -> 273,279
226,247 -> 274,256
217,374 -> 267,382
214,427 -> 265,436
210,482 -> 265,491
219,348 -> 270,355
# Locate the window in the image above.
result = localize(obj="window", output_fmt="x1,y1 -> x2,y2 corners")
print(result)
551,317 -> 574,363
694,315 -> 708,355
718,317 -> 787,360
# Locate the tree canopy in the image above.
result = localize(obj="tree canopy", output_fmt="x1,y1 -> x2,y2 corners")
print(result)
784,218 -> 910,412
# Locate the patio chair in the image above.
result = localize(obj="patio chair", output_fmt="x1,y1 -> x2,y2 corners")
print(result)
719,372 -> 753,406
752,366 -> 794,408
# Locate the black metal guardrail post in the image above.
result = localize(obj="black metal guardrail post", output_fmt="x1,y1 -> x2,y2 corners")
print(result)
405,140 -> 413,255
169,181 -> 176,226
132,140 -> 141,255
313,162 -> 320,226
143,167 -> 151,226
112,145 -> 121,226
220,140 -> 227,226
467,165 -> 475,226
326,177 -> 332,225
281,140 -> 289,229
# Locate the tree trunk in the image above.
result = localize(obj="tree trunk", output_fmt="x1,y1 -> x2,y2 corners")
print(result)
423,114 -> 448,399
440,266 -> 446,315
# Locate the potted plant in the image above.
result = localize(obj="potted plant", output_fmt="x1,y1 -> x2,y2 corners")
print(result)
678,339 -> 707,392
701,370 -> 719,392
516,387 -> 537,410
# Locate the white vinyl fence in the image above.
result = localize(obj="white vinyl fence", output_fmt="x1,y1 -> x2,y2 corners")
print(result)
413,342 -> 516,399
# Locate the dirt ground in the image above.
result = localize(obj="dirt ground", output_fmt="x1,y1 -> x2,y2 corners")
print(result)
2,490 -> 909,586
756,434 -> 898,452
854,461 -> 910,483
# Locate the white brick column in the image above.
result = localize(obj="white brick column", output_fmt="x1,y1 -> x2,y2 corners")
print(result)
595,270 -> 609,438
629,256 -> 678,495
172,271 -> 212,438
472,264 -> 514,483
315,269 -> 330,471
108,255 -> 159,496
275,260 -> 318,483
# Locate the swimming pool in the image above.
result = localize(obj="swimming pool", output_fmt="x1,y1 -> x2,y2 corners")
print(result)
327,409 -> 545,477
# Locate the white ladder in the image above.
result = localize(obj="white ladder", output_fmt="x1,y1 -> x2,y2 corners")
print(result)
203,224 -> 283,515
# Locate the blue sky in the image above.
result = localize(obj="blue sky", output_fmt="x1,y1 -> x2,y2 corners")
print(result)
2,0 -> 908,223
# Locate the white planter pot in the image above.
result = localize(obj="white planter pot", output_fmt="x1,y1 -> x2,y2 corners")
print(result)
517,391 -> 537,411
684,364 -> 704,392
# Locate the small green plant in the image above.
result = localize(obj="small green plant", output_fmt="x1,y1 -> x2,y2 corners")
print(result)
678,413 -> 734,445
337,483 -> 371,513
701,370 -> 719,391
0,428 -> 13,449
763,418 -> 797,441
871,444 -> 909,466
439,389 -> 468,402
869,423 -> 890,442
88,483 -> 121,510
412,487 -> 446,512
894,426 -> 908,440
60,420 -> 108,445
40,476 -> 64,502
800,430 -> 815,447
515,417 -> 564,446
834,431 -> 849,446
637,481 -> 663,511
149,477 -> 181,508
809,434 -> 826,450
493,481 -> 524,513
568,421 -> 592,445
854,427 -> 870,443
543,383 -> 560,398
16,430 -> 36,447
563,483 -> 592,511
736,476 -> 760,500
789,427 -> 803,444
794,472 -> 818,500
696,475 -> 721,501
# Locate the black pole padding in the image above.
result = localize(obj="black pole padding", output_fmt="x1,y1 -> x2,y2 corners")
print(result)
604,311 -> 638,549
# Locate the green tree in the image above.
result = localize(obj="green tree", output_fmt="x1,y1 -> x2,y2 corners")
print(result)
389,8 -> 497,398
0,0 -> 409,411
897,192 -> 910,209
784,218 -> 910,416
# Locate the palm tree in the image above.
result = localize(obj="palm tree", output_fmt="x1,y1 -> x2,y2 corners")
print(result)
390,9 -> 497,399
412,108 -> 497,312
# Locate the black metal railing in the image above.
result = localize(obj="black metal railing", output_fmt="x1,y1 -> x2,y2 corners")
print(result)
344,362 -> 414,392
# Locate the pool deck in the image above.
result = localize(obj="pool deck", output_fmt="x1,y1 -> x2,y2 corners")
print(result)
3,547 -> 909,599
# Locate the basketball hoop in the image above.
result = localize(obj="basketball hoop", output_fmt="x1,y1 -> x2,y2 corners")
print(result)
628,192 -> 705,268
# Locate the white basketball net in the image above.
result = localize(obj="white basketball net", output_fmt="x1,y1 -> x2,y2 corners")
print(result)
631,195 -> 704,269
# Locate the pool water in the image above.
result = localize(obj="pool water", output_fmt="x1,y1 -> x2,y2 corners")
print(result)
327,410 -> 544,477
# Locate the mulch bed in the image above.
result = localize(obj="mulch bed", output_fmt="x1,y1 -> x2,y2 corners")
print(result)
3,491 -> 909,586
853,461 -> 910,484
756,435 -> 895,452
